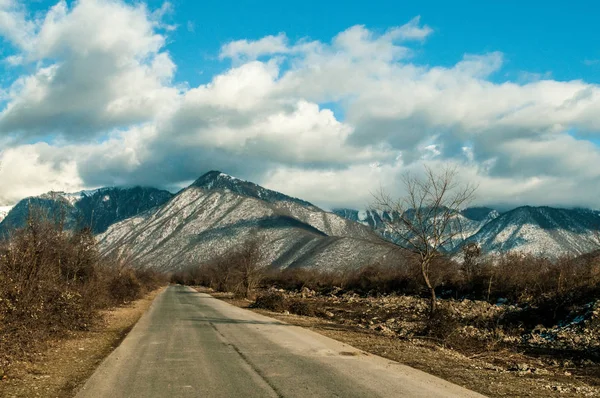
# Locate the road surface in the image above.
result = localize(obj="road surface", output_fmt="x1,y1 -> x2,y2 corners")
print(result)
76,285 -> 486,398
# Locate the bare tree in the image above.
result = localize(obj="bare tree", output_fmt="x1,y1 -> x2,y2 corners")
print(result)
373,165 -> 477,313
462,242 -> 481,279
202,237 -> 266,298
234,238 -> 265,299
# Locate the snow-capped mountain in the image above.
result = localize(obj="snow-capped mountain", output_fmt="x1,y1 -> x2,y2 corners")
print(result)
333,206 -> 499,250
335,205 -> 600,258
192,171 -> 315,208
4,170 -> 600,262
466,206 -> 600,257
98,171 -> 401,271
0,187 -> 173,235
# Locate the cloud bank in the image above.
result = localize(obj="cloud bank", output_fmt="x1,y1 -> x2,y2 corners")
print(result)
1,0 -> 600,210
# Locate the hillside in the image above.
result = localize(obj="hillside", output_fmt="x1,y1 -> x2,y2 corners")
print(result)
466,206 -> 600,257
0,187 -> 173,235
98,172 -> 400,271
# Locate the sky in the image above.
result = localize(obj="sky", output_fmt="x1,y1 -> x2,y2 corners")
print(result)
0,0 -> 600,210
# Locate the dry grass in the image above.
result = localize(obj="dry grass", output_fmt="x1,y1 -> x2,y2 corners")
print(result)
0,288 -> 163,398
0,207 -> 167,378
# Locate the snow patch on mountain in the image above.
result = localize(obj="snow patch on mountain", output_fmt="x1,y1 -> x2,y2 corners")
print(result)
467,207 -> 600,257
0,187 -> 173,235
0,206 -> 13,223
98,178 -> 393,272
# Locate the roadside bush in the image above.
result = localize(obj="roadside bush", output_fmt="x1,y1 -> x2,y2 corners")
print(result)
174,238 -> 266,298
0,206 -> 166,374
425,307 -> 461,341
107,267 -> 143,303
287,299 -> 316,316
252,291 -> 287,312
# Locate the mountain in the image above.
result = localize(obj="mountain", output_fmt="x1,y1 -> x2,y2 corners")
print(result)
192,171 -> 315,208
0,195 -> 80,234
333,206 -> 500,251
466,206 -> 600,257
5,172 -> 600,261
0,187 -> 173,235
335,205 -> 600,258
98,171 -> 403,271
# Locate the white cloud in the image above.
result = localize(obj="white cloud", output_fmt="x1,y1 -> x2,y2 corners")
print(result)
384,16 -> 433,41
1,4 -> 600,212
0,0 -> 179,139
186,20 -> 195,33
0,144 -> 83,204
0,0 -> 36,51
220,33 -> 289,61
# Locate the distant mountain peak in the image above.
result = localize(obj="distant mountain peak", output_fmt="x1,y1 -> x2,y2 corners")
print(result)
191,170 -> 316,208
0,186 -> 173,235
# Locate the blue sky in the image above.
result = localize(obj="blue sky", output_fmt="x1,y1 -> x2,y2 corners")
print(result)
155,0 -> 600,85
14,0 -> 600,87
1,0 -> 600,210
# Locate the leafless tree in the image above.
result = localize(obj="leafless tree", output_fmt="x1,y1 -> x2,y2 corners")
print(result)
202,237 -> 266,298
233,238 -> 265,299
373,165 -> 477,314
462,242 -> 481,279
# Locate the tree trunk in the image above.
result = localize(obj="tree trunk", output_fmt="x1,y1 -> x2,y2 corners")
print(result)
421,259 -> 437,315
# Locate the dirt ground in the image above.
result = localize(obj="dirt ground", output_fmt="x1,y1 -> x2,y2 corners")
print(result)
0,288 -> 164,398
205,289 -> 600,398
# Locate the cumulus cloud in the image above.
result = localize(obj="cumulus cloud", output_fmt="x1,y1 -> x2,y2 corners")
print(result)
384,16 -> 433,41
1,2 -> 600,211
0,0 -> 179,139
0,0 -> 36,51
219,33 -> 289,61
0,144 -> 83,204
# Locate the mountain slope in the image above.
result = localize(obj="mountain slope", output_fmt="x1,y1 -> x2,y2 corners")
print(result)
0,187 -> 173,235
335,205 -> 600,258
98,172 -> 400,271
192,171 -> 315,208
333,206 -> 499,251
467,206 -> 600,257
75,187 -> 174,233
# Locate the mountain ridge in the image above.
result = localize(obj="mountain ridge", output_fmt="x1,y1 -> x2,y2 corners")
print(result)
3,170 -> 600,259
98,181 -> 396,271
0,186 -> 174,235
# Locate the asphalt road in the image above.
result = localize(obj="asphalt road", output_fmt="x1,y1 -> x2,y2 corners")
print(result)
76,285 -> 486,398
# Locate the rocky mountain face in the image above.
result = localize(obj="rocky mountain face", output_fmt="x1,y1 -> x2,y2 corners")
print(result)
98,172 -> 403,271
4,170 -> 600,262
0,187 -> 173,235
335,205 -> 600,258
192,171 -> 315,208
466,206 -> 600,257
333,206 -> 499,250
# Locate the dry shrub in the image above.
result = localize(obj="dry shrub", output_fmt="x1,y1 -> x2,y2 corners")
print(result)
0,206 -> 166,374
174,238 -> 265,298
340,263 -> 421,295
252,291 -> 287,312
262,267 -> 339,292
287,299 -> 316,316
107,268 -> 143,303
425,307 -> 461,341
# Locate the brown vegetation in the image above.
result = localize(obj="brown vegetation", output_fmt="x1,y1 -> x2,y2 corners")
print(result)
171,238 -> 265,298
373,165 -> 477,313
0,207 -> 165,378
